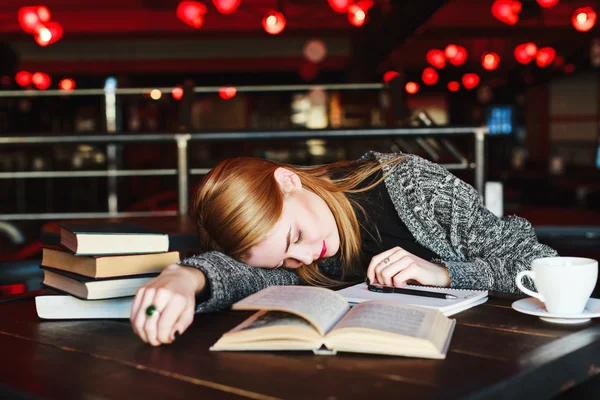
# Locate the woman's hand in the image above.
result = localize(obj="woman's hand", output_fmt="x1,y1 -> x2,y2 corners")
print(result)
366,247 -> 451,288
130,264 -> 206,346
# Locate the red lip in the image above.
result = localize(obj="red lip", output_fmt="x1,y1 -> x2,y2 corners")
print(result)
319,240 -> 327,258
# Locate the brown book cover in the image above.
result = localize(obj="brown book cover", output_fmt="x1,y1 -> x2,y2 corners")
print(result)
41,246 -> 180,278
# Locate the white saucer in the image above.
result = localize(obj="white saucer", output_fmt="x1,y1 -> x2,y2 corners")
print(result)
511,297 -> 600,324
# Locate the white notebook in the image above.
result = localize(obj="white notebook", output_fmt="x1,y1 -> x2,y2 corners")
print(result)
336,283 -> 488,316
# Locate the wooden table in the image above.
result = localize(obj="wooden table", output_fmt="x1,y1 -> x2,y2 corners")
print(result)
1,297 -> 600,399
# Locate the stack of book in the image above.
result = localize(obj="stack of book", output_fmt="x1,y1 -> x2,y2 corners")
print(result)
35,222 -> 180,319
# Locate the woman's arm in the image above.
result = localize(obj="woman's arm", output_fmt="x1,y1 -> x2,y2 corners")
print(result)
179,251 -> 303,313
427,166 -> 558,294
130,252 -> 308,346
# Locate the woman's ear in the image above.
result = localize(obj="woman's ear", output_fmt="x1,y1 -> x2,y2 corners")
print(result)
273,167 -> 302,194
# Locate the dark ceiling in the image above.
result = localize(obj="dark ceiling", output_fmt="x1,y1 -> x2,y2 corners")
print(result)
0,0 -> 599,86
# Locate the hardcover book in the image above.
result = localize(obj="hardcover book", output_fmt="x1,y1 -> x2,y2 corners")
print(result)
60,222 -> 169,255
41,267 -> 158,300
35,294 -> 133,320
41,246 -> 179,278
210,286 -> 456,359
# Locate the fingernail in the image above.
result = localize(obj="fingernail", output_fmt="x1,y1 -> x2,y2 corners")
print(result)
365,277 -> 370,285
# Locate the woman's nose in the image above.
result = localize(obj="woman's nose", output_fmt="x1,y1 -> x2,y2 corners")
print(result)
290,245 -> 314,266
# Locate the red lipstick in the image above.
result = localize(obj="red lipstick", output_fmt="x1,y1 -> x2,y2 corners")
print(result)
319,240 -> 327,258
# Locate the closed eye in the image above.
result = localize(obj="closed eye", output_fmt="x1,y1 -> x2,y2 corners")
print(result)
277,231 -> 303,268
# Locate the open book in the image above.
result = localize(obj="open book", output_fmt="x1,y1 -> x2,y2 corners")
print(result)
210,286 -> 456,359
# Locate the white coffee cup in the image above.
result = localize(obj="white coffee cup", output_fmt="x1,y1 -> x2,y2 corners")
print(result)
516,257 -> 598,314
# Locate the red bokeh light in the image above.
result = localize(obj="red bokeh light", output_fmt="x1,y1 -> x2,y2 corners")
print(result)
535,47 -> 556,67
18,6 -> 51,33
514,42 -> 537,64
405,82 -> 419,94
33,21 -> 63,47
448,46 -> 467,66
572,7 -> 596,32
426,49 -> 446,69
491,0 -> 522,25
262,10 -> 286,35
172,87 -> 184,100
482,52 -> 500,70
32,72 -> 51,90
537,0 -> 559,8
59,78 -> 75,91
348,1 -> 372,27
15,71 -> 32,87
328,0 -> 351,13
445,44 -> 458,59
448,81 -> 460,92
383,71 -> 400,83
176,1 -> 207,28
212,0 -> 241,15
462,73 -> 480,90
422,68 -> 439,85
219,87 -> 237,100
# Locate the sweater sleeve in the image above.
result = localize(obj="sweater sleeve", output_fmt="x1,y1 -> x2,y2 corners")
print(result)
179,251 -> 345,313
179,251 -> 303,313
422,163 -> 558,294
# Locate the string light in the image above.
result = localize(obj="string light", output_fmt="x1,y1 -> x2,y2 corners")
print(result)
405,82 -> 419,94
32,72 -> 51,90
172,87 -> 184,100
448,81 -> 460,92
514,42 -> 537,64
572,7 -> 596,32
426,49 -> 446,69
212,0 -> 241,15
482,52 -> 500,70
422,68 -> 439,85
462,73 -> 480,90
59,78 -> 75,91
491,0 -> 522,25
262,10 -> 286,35
219,87 -> 237,100
383,71 -> 400,83
15,71 -> 32,87
176,1 -> 207,28
537,0 -> 559,8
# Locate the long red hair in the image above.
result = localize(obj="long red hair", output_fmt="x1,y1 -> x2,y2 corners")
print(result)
192,156 -> 401,286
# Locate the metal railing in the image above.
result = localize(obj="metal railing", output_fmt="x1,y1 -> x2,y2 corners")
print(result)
0,126 -> 487,220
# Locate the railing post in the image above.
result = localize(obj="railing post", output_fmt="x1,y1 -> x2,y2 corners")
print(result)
474,128 -> 486,199
104,77 -> 119,215
176,134 -> 191,215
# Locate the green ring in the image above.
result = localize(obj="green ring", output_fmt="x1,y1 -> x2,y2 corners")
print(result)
145,305 -> 158,317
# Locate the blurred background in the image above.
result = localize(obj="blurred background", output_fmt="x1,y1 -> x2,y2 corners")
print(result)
1,0 -> 600,293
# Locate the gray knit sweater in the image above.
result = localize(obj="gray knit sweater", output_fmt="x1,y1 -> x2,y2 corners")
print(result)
180,152 -> 557,313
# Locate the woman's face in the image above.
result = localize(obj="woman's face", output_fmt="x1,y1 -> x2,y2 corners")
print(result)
245,168 -> 340,269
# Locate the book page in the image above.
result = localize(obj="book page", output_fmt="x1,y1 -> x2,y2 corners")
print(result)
231,310 -> 315,333
329,301 -> 434,339
232,286 -> 350,336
